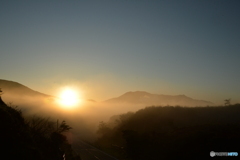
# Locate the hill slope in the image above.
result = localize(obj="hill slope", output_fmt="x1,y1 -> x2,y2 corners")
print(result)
95,105 -> 240,159
0,79 -> 52,97
0,79 -> 55,105
0,96 -> 80,160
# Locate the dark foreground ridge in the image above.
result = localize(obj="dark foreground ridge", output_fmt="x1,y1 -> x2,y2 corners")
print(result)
95,104 -> 240,160
0,96 -> 81,160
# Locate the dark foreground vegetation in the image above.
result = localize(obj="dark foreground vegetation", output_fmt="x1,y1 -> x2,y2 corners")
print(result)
95,104 -> 240,160
0,96 -> 81,160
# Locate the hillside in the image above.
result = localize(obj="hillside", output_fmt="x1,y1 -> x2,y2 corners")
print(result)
0,96 -> 80,160
0,79 -> 52,97
0,79 -> 55,104
104,91 -> 213,106
95,104 -> 240,159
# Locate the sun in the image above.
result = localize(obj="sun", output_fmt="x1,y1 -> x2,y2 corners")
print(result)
58,88 -> 82,108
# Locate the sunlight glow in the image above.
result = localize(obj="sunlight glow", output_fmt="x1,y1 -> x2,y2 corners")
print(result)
58,88 -> 82,109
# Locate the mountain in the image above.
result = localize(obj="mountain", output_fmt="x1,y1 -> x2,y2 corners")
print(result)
104,91 -> 214,106
0,79 -> 55,105
87,99 -> 97,103
0,79 -> 51,97
0,79 -> 98,106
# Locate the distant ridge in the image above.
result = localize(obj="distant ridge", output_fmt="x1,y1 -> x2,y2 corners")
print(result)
0,79 -> 51,97
0,79 -> 56,104
87,99 -> 96,103
104,91 -> 214,107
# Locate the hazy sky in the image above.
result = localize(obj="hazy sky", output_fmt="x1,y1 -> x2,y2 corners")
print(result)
1,0 -> 240,104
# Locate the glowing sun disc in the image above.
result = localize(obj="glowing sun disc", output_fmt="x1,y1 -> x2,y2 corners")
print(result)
58,88 -> 81,108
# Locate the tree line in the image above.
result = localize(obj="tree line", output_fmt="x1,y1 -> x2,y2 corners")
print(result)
94,104 -> 240,160
0,94 -> 81,160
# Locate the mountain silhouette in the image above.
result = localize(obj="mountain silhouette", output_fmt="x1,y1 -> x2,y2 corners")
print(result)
104,91 -> 214,106
0,79 -> 51,97
0,79 -> 56,106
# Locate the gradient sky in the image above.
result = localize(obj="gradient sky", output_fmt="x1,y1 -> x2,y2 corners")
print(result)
1,0 -> 240,104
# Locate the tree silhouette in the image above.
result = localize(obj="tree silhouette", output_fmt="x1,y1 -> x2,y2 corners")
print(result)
97,121 -> 111,135
57,120 -> 72,133
225,98 -> 231,106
